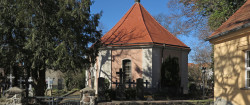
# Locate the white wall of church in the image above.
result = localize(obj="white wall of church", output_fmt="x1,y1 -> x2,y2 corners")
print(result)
142,48 -> 153,88
152,47 -> 162,88
98,49 -> 112,83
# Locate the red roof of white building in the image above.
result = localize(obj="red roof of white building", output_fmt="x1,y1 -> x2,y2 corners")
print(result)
100,2 -> 189,48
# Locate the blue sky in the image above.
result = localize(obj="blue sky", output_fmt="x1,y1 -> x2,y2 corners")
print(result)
91,0 -> 200,63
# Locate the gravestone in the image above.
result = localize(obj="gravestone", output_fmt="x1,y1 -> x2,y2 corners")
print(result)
45,77 -> 53,96
58,78 -> 63,90
116,68 -> 126,100
97,77 -> 106,101
136,78 -> 144,99
46,77 -> 53,89
18,77 -> 25,89
28,77 -> 33,97
7,74 -> 15,88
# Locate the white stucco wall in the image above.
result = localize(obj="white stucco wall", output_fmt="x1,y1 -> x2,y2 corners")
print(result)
142,48 -> 153,88
89,49 -> 112,94
98,49 -> 112,83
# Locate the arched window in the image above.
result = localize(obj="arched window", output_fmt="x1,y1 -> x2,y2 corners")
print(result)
122,59 -> 131,82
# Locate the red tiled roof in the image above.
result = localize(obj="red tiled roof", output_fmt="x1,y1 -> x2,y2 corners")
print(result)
209,0 -> 250,39
188,63 -> 195,67
100,3 -> 189,48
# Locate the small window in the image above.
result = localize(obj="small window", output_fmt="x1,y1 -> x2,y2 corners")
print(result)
247,51 -> 250,67
246,51 -> 250,87
123,59 -> 131,82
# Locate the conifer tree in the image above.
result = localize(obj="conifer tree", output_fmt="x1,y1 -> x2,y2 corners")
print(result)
0,0 -> 101,96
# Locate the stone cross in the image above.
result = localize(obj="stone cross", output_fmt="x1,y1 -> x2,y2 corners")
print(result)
46,77 -> 53,89
7,74 -> 15,88
28,77 -> 33,91
116,68 -> 125,84
115,68 -> 126,100
18,77 -> 25,88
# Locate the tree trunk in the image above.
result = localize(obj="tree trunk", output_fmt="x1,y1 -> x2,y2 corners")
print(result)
34,69 -> 46,96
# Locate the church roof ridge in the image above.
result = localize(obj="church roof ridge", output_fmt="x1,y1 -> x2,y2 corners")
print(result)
139,3 -> 154,43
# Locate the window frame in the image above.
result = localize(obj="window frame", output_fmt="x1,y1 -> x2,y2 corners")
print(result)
122,59 -> 132,82
245,51 -> 250,88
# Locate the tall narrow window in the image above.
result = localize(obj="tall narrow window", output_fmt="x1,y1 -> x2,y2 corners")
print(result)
246,51 -> 250,87
123,59 -> 131,82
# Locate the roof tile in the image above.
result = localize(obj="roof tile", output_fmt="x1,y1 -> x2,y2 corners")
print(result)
101,3 -> 189,48
209,0 -> 250,38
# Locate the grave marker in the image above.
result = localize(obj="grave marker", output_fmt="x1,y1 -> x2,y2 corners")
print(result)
18,77 -> 25,89
46,77 -> 53,89
115,68 -> 126,100
28,77 -> 34,97
136,78 -> 144,99
7,74 -> 15,88
116,68 -> 125,84
28,77 -> 33,91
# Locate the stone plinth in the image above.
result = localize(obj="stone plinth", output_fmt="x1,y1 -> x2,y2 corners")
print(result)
80,87 -> 96,105
45,89 -> 52,96
4,87 -> 25,105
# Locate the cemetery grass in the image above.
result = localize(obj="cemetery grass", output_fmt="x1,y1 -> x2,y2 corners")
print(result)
51,88 -> 80,97
51,89 -> 67,96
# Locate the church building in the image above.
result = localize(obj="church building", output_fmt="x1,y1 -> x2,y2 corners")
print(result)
87,0 -> 190,94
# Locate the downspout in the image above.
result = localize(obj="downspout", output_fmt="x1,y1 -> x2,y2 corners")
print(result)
111,48 -> 113,89
161,44 -> 166,63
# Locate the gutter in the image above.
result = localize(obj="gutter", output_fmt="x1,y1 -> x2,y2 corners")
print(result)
206,23 -> 250,41
103,42 -> 191,49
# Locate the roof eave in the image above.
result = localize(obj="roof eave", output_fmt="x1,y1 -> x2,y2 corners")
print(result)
101,42 -> 191,50
206,23 -> 250,41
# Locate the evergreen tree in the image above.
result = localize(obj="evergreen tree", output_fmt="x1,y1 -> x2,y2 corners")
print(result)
0,0 -> 101,96
161,56 -> 180,88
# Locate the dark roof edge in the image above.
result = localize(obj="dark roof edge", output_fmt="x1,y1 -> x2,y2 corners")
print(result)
206,23 -> 250,41
102,42 -> 191,49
